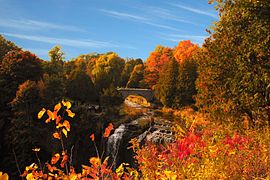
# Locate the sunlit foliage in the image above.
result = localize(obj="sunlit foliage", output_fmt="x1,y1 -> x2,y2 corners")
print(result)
174,40 -> 199,64
196,0 -> 270,124
132,118 -> 270,179
0,35 -> 20,61
155,58 -> 179,107
120,58 -> 143,87
144,45 -> 174,88
20,102 -> 138,179
127,64 -> 145,88
91,52 -> 125,92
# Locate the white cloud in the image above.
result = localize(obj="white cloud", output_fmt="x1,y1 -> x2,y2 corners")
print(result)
168,3 -> 218,19
140,6 -> 198,26
1,32 -> 117,48
164,34 -> 208,44
0,19 -> 85,32
100,9 -> 148,21
143,21 -> 177,31
100,9 -> 177,31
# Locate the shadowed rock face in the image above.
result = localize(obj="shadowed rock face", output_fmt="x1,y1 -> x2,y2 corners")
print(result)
106,115 -> 175,169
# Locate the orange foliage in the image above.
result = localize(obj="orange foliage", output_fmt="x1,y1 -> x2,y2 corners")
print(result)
144,46 -> 173,88
51,153 -> 60,165
53,132 -> 60,140
22,101 -> 138,180
90,134 -> 95,141
174,40 -> 198,64
104,123 -> 114,138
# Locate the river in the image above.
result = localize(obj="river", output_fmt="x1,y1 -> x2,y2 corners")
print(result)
106,99 -> 175,169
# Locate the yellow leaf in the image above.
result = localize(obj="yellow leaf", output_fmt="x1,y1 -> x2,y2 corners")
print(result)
54,103 -> 61,112
63,120 -> 70,131
26,173 -> 34,180
116,167 -> 123,177
25,163 -> 38,171
66,109 -> 75,118
89,157 -> 100,166
62,128 -> 68,137
69,174 -> 77,180
32,148 -> 40,152
38,108 -> 46,119
62,100 -> 71,109
0,172 -> 9,180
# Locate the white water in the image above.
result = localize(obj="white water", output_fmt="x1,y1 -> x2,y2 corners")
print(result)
124,99 -> 143,108
107,124 -> 126,168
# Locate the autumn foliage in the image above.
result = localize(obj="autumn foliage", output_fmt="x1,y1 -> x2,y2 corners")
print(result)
144,46 -> 174,88
174,40 -> 198,64
131,120 -> 270,179
21,101 -> 138,180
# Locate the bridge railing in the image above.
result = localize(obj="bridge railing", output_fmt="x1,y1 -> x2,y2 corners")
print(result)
117,88 -> 152,91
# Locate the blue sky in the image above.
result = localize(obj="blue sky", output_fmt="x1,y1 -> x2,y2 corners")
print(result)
0,0 -> 219,61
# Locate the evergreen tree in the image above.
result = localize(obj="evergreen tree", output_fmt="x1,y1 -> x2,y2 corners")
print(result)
127,64 -> 144,88
66,69 -> 99,103
100,84 -> 123,106
155,58 -> 179,107
175,58 -> 198,107
120,58 -> 143,87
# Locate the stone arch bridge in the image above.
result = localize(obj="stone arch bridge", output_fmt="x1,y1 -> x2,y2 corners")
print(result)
117,88 -> 155,102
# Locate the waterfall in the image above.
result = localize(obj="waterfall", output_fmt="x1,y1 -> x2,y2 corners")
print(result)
106,124 -> 127,169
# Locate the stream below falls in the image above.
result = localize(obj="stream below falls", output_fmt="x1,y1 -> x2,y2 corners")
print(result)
106,99 -> 176,169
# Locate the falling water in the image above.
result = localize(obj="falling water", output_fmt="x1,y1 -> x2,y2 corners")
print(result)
107,124 -> 127,169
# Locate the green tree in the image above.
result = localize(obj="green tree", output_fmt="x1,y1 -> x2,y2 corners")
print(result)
155,58 -> 179,107
49,45 -> 65,63
120,58 -> 143,87
43,45 -> 64,75
40,74 -> 65,105
3,80 -> 41,178
127,64 -> 145,88
66,69 -> 99,103
176,58 -> 198,107
100,84 -> 123,106
196,0 -> 270,124
91,52 -> 125,92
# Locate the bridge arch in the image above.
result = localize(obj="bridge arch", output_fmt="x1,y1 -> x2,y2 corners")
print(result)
117,88 -> 155,102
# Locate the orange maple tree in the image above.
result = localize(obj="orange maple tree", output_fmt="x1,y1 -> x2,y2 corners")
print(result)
174,40 -> 199,64
144,46 -> 174,88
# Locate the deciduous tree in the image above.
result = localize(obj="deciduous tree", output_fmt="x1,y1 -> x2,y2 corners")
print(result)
66,69 -> 99,103
0,35 -> 20,61
196,0 -> 270,124
127,64 -> 144,88
155,58 -> 179,107
91,52 -> 125,92
144,46 -> 174,88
